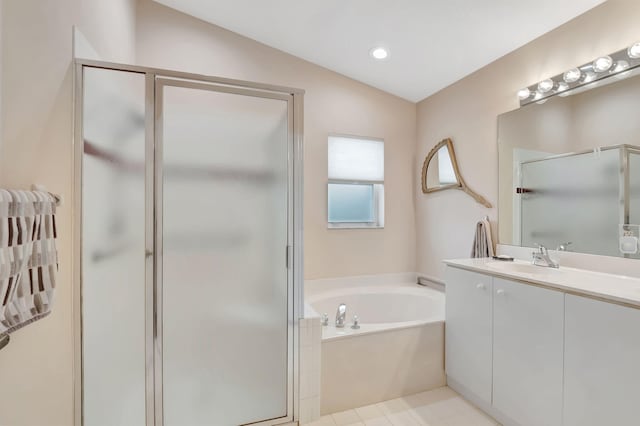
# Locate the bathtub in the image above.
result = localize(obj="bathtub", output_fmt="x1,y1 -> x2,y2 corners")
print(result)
304,274 -> 446,415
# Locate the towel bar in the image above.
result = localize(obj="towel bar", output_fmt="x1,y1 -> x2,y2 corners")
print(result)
31,184 -> 62,206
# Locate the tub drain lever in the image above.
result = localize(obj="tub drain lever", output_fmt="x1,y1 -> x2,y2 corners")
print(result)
351,315 -> 360,330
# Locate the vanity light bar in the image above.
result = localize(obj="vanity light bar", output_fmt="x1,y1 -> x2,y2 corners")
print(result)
517,41 -> 640,107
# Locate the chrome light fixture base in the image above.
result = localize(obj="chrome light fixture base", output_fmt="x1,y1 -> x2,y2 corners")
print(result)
517,42 -> 640,107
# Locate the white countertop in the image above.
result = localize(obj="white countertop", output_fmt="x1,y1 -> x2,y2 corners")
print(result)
444,258 -> 640,309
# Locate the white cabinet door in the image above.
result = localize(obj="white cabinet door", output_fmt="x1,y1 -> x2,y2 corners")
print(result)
445,266 -> 493,404
564,294 -> 640,426
492,278 -> 564,426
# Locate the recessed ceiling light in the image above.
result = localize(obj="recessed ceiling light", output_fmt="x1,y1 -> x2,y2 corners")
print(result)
370,47 -> 389,60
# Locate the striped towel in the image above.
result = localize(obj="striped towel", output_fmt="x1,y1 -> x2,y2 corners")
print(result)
0,190 -> 58,337
471,217 -> 494,258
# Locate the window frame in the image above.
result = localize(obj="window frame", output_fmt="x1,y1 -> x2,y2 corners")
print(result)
327,134 -> 385,229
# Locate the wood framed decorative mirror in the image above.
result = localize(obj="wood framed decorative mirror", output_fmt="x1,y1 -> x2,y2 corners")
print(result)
421,138 -> 492,208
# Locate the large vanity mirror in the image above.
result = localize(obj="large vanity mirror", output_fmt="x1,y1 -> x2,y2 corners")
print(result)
498,68 -> 640,259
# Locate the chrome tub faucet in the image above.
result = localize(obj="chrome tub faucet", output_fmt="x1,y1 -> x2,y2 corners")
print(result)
335,303 -> 347,328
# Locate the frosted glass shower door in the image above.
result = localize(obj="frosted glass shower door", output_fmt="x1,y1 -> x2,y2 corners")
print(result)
82,67 -> 146,426
520,149 -> 620,256
157,79 -> 292,426
630,151 -> 640,226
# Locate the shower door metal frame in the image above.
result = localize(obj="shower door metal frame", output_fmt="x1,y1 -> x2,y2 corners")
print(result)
73,59 -> 304,426
154,76 -> 296,426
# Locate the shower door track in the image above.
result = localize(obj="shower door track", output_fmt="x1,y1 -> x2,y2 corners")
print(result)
73,59 -> 304,426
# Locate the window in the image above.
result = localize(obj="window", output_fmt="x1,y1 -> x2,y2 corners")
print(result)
327,135 -> 384,228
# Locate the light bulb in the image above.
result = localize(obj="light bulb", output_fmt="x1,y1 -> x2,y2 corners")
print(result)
537,79 -> 554,93
563,68 -> 581,83
611,60 -> 629,73
517,88 -> 531,100
592,56 -> 613,72
627,41 -> 640,59
556,82 -> 569,92
533,91 -> 543,101
370,47 -> 389,60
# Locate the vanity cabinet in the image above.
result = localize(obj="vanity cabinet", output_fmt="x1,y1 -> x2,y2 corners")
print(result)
444,267 -> 493,403
492,278 -> 564,426
563,294 -> 640,426
445,264 -> 640,426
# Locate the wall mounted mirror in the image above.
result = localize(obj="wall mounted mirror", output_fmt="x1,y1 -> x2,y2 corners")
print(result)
422,138 -> 492,208
498,68 -> 640,259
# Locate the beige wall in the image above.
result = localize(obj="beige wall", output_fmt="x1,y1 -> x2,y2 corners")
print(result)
0,0 -> 415,423
415,0 -> 640,279
3,0 -> 640,423
135,0 -> 418,280
0,1 -> 136,425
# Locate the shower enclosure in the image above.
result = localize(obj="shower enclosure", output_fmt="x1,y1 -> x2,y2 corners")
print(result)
518,144 -> 639,258
74,61 -> 303,426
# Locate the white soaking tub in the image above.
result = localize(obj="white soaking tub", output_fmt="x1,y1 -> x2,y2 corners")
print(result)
304,274 -> 446,415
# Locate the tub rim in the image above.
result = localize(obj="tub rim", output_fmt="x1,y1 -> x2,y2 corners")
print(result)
304,283 -> 444,341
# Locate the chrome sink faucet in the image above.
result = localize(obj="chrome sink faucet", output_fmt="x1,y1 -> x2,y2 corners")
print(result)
532,244 -> 559,268
335,304 -> 347,328
556,241 -> 572,252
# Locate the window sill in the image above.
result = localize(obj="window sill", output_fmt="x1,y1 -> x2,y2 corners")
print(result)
327,223 -> 384,229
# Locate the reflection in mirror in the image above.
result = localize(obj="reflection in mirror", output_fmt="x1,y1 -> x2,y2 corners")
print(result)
422,138 -> 492,208
425,145 -> 459,189
498,68 -> 640,259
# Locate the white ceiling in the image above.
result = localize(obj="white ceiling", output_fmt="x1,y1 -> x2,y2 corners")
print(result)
153,0 -> 606,102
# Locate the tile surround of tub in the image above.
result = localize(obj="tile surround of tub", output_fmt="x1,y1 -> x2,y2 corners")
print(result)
305,273 -> 418,297
299,317 -> 322,424
304,386 -> 499,426
320,321 -> 446,415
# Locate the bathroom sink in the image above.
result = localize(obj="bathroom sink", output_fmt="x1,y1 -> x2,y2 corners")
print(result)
486,261 -> 560,275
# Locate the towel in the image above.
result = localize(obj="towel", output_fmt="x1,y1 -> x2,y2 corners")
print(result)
471,217 -> 495,258
0,190 -> 59,337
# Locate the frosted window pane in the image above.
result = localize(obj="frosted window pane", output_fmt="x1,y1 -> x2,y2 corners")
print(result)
328,183 -> 374,222
328,136 -> 384,181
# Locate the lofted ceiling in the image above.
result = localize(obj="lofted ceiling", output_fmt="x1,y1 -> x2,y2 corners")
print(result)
153,0 -> 606,102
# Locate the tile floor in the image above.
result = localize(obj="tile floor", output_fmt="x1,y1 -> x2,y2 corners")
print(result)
305,386 -> 499,426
